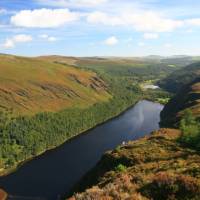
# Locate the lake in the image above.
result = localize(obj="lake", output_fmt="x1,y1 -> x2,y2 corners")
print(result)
0,100 -> 163,200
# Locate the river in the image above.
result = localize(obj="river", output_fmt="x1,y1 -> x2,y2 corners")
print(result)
0,100 -> 163,200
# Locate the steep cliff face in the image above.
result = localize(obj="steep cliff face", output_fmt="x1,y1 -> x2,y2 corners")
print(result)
68,129 -> 200,200
160,77 -> 200,127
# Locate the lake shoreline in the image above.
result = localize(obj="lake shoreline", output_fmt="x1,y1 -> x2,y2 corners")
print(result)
0,97 -> 150,178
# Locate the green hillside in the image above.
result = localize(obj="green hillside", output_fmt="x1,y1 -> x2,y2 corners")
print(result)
39,55 -> 185,81
0,54 -> 110,115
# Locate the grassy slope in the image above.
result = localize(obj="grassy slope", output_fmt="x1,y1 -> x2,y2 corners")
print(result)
0,55 -> 110,115
68,129 -> 200,200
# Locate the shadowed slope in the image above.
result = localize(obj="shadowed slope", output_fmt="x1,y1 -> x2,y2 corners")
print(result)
161,77 -> 200,126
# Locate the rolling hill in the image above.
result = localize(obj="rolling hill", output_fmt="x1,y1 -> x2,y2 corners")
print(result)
38,55 -> 191,85
0,54 -> 110,115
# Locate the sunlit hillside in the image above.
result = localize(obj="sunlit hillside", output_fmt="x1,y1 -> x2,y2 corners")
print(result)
0,54 -> 111,115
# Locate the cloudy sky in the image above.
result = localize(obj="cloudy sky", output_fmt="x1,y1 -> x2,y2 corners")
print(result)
1,0 -> 200,56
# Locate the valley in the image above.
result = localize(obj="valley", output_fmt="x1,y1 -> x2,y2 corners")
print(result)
0,54 -> 199,200
1,1 -> 200,200
0,54 -> 173,176
68,61 -> 200,200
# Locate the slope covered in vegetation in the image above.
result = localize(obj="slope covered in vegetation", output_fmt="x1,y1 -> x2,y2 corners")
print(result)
158,62 -> 200,93
161,77 -> 200,126
0,54 -> 110,115
68,129 -> 200,200
39,55 -> 187,82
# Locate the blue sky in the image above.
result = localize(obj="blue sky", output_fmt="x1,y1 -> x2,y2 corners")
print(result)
1,0 -> 200,56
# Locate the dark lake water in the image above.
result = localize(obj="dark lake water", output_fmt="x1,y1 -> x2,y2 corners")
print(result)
0,100 -> 163,200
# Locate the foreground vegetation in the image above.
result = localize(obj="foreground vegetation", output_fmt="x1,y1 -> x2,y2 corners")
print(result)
179,110 -> 200,150
68,129 -> 200,200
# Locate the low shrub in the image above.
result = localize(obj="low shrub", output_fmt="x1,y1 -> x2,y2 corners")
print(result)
141,172 -> 200,200
178,110 -> 200,150
115,164 -> 127,172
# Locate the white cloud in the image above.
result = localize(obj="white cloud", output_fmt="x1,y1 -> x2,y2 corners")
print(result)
127,12 -> 183,32
36,0 -> 108,7
39,34 -> 49,39
124,37 -> 133,43
104,36 -> 118,46
87,11 -> 122,26
0,8 -> 7,15
186,29 -> 194,33
3,39 -> 15,48
186,18 -> 200,26
164,43 -> 172,48
72,0 -> 107,5
2,34 -> 32,49
143,33 -> 159,39
39,34 -> 57,42
87,11 -> 184,32
13,34 -> 33,42
0,8 -> 16,15
11,8 -> 80,28
138,42 -> 145,47
48,36 -> 57,42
